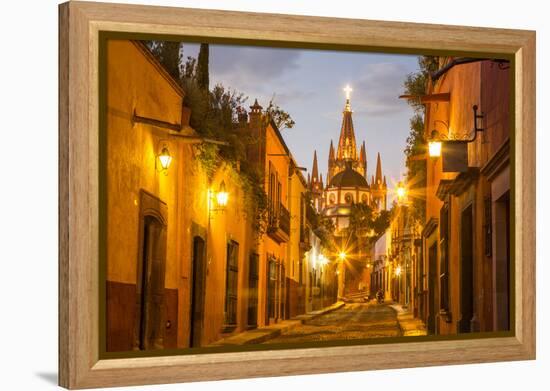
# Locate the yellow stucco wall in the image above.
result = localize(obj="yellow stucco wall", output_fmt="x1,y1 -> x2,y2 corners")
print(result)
106,40 -> 186,287
425,59 -> 510,335
107,40 -> 257,349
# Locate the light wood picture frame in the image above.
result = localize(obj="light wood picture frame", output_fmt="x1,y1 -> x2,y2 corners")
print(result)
59,1 -> 536,389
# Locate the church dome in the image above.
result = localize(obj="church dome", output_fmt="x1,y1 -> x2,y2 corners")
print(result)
329,162 -> 369,188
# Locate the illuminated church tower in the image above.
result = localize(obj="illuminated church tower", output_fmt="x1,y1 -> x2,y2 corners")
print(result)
309,86 -> 387,223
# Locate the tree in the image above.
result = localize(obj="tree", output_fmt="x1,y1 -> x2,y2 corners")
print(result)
403,56 -> 438,114
145,40 -> 298,237
401,56 -> 438,225
372,209 -> 391,237
404,113 -> 426,180
196,43 -> 210,91
349,203 -> 374,235
147,41 -> 182,81
265,98 -> 295,131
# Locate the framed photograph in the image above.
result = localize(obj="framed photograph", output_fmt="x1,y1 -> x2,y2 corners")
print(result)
59,1 -> 536,389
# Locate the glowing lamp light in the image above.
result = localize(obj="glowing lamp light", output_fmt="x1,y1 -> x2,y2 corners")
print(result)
396,182 -> 407,201
428,141 -> 442,158
319,255 -> 329,267
216,181 -> 229,207
158,145 -> 172,171
338,252 -> 347,261
395,265 -> 402,277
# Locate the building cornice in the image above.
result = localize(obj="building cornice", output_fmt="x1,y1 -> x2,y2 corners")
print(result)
422,217 -> 439,238
480,138 -> 510,181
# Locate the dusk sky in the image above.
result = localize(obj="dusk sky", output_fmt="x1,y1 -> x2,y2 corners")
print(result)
182,43 -> 421,198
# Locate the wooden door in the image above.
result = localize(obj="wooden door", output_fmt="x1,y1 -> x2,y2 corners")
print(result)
189,236 -> 206,347
494,192 -> 510,331
459,205 -> 474,333
247,253 -> 259,328
427,243 -> 437,334
136,215 -> 167,350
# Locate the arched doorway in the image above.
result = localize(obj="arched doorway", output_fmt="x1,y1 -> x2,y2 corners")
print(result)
134,191 -> 167,350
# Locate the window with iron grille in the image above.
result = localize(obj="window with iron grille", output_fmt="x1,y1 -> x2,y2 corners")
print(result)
267,258 -> 277,321
247,253 -> 259,328
484,197 -> 492,257
224,241 -> 239,329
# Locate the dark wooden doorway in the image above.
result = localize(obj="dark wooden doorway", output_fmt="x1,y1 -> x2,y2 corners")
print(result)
266,258 -> 277,324
494,192 -> 510,331
189,236 -> 206,347
135,210 -> 167,351
427,243 -> 437,334
459,205 -> 474,333
247,253 -> 259,329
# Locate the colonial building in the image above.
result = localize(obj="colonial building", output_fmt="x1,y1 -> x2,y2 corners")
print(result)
387,196 -> 423,311
244,100 -> 338,326
371,230 -> 392,301
417,57 -> 511,335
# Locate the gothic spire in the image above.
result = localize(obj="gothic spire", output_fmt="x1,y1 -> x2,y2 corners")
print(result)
360,142 -> 366,163
375,152 -> 383,185
336,91 -> 358,161
329,140 -> 335,161
312,150 -> 319,183
320,173 -> 324,189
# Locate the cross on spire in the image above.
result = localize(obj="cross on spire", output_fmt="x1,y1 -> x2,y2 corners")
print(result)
344,85 -> 353,100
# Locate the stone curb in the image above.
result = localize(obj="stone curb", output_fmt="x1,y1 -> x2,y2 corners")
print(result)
389,304 -> 427,337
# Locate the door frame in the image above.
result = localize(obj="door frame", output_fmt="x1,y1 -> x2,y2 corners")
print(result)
135,189 -> 168,350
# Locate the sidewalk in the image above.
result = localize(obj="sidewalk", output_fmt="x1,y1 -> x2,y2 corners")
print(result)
389,303 -> 428,336
209,301 -> 345,346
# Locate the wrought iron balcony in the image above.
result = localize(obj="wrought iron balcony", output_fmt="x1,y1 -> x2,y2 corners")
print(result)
267,203 -> 290,243
299,226 -> 311,250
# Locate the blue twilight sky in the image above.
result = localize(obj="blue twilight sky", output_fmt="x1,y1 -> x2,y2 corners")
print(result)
182,43 -> 420,194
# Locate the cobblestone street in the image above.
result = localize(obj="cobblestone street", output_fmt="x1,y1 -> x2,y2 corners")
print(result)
263,303 -> 402,344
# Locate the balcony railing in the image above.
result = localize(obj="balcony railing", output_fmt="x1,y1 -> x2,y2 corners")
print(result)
300,226 -> 311,250
267,203 -> 290,243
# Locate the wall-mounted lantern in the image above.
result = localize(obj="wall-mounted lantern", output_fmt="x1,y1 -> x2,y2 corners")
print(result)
428,141 -> 442,158
216,181 -> 229,208
427,105 -> 485,172
209,180 -> 229,217
155,143 -> 172,175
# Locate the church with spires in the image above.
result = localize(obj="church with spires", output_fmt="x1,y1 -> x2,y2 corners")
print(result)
308,86 -> 387,233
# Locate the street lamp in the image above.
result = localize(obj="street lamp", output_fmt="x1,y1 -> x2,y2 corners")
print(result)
428,105 -> 485,159
338,252 -> 347,261
395,265 -> 402,277
216,181 -> 229,207
396,182 -> 407,203
156,143 -> 172,174
209,180 -> 229,217
428,140 -> 442,158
